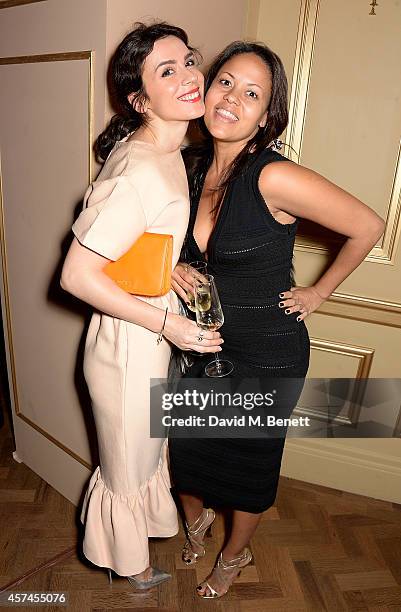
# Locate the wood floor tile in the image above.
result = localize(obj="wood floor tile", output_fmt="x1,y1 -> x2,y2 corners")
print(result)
361,586 -> 401,607
335,570 -> 397,592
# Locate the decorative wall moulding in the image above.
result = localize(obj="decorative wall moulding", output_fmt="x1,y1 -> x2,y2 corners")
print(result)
0,0 -> 46,8
287,0 -> 320,162
0,50 -> 92,64
295,337 -> 374,429
318,292 -> 401,328
287,0 -> 401,264
0,50 -> 94,183
0,50 -> 94,471
16,412 -> 92,469
310,337 -> 374,379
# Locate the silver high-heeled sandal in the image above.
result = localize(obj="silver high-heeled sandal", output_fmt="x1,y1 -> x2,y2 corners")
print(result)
107,566 -> 171,590
196,547 -> 253,599
182,507 -> 216,565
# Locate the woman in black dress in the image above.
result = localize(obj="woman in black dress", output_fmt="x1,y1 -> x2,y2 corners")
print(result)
169,41 -> 384,599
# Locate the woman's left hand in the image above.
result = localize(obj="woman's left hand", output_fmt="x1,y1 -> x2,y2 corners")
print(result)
171,262 -> 194,303
278,286 -> 326,321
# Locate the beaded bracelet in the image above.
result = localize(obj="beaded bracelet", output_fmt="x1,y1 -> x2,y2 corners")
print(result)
156,307 -> 168,345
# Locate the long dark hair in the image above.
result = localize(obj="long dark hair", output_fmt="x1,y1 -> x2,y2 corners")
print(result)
184,41 -> 288,215
95,21 -> 200,162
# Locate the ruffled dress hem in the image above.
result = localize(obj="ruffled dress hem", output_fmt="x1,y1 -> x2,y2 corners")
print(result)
80,443 -> 178,576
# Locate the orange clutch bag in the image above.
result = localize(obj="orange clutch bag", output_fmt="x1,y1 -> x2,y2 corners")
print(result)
104,232 -> 173,296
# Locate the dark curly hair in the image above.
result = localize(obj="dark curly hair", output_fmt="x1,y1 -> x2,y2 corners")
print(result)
95,21 -> 201,162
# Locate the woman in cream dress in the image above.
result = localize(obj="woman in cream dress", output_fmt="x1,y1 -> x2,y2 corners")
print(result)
61,23 -> 222,587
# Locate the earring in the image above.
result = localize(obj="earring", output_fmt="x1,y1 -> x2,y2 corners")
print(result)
271,139 -> 283,151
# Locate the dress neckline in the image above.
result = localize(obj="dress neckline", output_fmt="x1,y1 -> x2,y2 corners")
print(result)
190,171 -> 232,260
116,134 -> 180,155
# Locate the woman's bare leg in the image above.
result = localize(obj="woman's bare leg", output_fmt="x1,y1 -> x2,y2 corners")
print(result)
222,509 -> 262,558
180,492 -> 204,525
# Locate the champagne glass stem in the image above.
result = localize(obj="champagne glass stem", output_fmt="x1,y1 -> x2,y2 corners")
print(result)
214,351 -> 222,374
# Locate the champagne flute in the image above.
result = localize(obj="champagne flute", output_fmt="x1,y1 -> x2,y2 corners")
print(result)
194,274 -> 233,377
183,261 -> 208,358
185,261 -> 207,312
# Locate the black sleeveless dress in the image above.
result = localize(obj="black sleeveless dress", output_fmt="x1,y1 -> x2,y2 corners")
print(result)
169,148 -> 310,513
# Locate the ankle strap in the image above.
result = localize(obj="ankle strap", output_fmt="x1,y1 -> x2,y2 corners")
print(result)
219,548 -> 250,569
187,508 -> 211,535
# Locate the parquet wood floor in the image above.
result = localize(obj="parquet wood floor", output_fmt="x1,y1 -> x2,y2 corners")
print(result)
1,407 -> 401,611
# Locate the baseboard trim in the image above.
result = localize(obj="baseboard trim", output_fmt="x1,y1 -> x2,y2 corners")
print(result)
282,439 -> 401,503
14,412 -> 91,506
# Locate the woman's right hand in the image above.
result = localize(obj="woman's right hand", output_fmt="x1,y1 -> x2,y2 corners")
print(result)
163,312 -> 223,353
171,262 -> 195,305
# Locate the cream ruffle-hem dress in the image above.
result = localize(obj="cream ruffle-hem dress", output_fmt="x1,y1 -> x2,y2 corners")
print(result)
72,136 -> 189,576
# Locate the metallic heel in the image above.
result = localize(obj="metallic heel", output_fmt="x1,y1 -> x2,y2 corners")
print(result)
182,507 -> 216,565
197,547 -> 253,599
106,566 -> 171,590
126,567 -> 171,590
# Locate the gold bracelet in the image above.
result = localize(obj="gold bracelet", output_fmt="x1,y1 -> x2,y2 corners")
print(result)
156,307 -> 168,345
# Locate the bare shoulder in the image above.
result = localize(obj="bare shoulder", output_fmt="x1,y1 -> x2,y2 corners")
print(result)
259,158 -> 384,236
259,160 -> 323,199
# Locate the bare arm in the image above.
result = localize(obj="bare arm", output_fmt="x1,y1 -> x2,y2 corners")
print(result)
60,238 -> 222,352
259,161 -> 385,319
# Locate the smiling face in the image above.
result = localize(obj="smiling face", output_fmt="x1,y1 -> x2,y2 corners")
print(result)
204,52 -> 272,144
130,35 -> 205,122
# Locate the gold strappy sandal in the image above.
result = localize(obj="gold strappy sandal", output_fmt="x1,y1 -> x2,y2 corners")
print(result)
196,547 -> 252,598
182,507 -> 216,565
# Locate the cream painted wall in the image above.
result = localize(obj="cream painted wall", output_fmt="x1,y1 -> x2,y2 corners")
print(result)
247,0 -> 401,503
